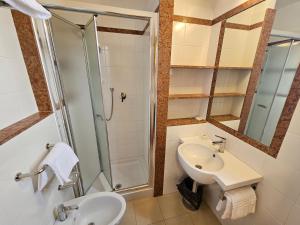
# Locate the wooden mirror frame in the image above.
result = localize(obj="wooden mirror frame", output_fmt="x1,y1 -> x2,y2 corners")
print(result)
207,8 -> 300,158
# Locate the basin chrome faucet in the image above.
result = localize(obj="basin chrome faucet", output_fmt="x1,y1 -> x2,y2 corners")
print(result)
54,204 -> 79,221
212,135 -> 226,153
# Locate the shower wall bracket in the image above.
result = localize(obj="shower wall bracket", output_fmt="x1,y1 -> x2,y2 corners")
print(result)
121,92 -> 127,102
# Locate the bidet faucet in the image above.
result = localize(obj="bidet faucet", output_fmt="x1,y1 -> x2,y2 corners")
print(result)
54,204 -> 79,222
212,135 -> 226,153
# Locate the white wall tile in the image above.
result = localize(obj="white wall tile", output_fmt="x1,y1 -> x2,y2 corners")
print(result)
171,44 -> 186,65
0,115 -> 73,225
261,154 -> 300,202
99,31 -> 150,165
170,69 -> 212,94
164,124 -> 208,194
166,123 -> 207,141
256,181 -> 293,224
172,22 -> 186,45
0,9 -> 38,129
163,140 -> 186,194
185,24 -> 211,46
168,99 -> 207,119
174,0 -> 216,19
252,207 -> 281,225
183,45 -> 207,66
286,204 -> 300,225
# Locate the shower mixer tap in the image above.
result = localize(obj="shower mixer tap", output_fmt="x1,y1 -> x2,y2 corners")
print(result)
121,92 -> 127,102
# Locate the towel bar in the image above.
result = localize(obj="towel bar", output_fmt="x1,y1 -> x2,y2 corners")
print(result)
14,143 -> 54,182
219,184 -> 257,200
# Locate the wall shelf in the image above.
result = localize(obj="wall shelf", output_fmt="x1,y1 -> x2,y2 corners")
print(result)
169,92 -> 245,99
167,117 -> 207,126
218,66 -> 252,70
171,65 -> 252,70
171,65 -> 215,69
213,92 -> 246,97
210,114 -> 240,122
169,93 -> 210,99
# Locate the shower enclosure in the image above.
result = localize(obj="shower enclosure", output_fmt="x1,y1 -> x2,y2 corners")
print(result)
33,6 -> 157,195
245,36 -> 300,145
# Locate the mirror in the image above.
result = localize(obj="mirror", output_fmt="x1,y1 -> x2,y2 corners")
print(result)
210,2 -> 267,130
244,37 -> 300,145
208,0 -> 300,154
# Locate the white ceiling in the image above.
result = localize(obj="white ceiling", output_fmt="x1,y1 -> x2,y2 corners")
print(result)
275,0 -> 300,9
273,0 -> 300,34
71,0 -> 159,12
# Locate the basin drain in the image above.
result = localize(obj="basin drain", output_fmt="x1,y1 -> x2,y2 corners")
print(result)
195,165 -> 202,169
88,223 -> 95,225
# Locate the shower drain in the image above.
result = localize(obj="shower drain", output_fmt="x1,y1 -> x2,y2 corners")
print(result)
114,183 -> 122,190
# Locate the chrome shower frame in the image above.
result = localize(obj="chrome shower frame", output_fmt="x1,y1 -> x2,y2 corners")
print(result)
31,3 -> 158,197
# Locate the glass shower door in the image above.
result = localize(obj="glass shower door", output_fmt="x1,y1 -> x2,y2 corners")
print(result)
84,16 -> 113,188
49,15 -> 103,193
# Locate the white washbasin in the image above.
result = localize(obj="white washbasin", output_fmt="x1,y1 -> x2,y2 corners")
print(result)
178,143 -> 224,184
177,137 -> 263,190
55,192 -> 126,225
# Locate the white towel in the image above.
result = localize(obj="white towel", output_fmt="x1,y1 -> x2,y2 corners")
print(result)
221,186 -> 256,220
3,0 -> 51,19
222,193 -> 233,219
216,199 -> 226,212
38,142 -> 79,191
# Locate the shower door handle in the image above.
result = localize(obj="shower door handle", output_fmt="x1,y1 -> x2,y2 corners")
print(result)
257,104 -> 267,109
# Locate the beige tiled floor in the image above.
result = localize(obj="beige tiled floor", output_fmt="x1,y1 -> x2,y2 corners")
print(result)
120,192 -> 221,225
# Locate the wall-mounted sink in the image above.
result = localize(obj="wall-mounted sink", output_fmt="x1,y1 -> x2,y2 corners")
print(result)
178,143 -> 224,184
177,137 -> 263,191
54,192 -> 126,225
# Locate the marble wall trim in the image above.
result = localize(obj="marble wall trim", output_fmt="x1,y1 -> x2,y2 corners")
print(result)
173,15 -> 212,26
167,118 -> 206,126
11,11 -> 52,112
154,0 -> 174,196
225,21 -> 263,30
238,9 -> 276,133
212,0 -> 266,25
270,64 -> 300,156
173,17 -> 262,31
250,21 -> 264,30
0,112 -> 52,145
78,24 -> 145,35
206,20 -> 226,118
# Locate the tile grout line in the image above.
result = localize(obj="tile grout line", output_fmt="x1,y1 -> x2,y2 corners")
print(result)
156,193 -> 195,225
131,201 -> 138,225
155,197 -> 167,224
